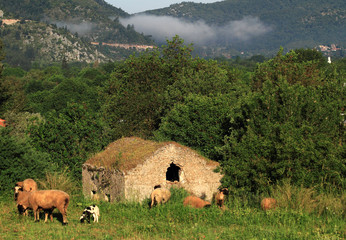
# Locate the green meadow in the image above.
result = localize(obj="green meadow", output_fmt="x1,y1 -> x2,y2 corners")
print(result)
1,187 -> 345,240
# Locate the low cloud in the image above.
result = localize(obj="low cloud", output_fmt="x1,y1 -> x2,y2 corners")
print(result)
120,14 -> 272,45
51,20 -> 96,36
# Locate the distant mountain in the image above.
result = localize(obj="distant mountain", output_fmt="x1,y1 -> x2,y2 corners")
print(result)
0,20 -> 109,69
139,0 -> 345,56
0,0 -> 344,68
0,0 -> 155,68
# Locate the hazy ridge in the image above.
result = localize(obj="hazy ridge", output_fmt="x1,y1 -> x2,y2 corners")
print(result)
0,0 -> 344,68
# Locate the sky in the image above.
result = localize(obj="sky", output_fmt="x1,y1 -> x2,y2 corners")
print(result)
104,0 -> 221,14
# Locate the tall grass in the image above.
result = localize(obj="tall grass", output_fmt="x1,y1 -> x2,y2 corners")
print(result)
37,168 -> 79,195
270,180 -> 345,217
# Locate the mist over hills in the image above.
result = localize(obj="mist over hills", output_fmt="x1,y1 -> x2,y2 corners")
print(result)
120,15 -> 271,45
123,0 -> 345,55
0,0 -> 344,68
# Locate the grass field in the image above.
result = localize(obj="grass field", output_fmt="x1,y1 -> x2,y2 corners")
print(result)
1,188 -> 345,240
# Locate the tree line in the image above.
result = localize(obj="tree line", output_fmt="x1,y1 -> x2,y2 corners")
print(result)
0,36 -> 344,195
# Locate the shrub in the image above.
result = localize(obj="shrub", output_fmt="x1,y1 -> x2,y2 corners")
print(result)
155,94 -> 232,160
270,180 -> 345,217
28,102 -> 111,179
0,127 -> 55,194
37,168 -> 79,195
219,77 -> 344,193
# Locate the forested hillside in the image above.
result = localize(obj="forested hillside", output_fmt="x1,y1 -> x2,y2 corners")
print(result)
0,0 -> 344,68
0,0 -> 127,20
1,36 -> 344,197
144,0 -> 345,55
0,0 -> 154,69
0,20 -> 109,70
0,0 -> 154,43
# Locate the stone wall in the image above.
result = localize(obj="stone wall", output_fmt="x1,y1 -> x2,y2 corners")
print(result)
82,164 -> 125,202
82,143 -> 222,203
124,144 -> 222,202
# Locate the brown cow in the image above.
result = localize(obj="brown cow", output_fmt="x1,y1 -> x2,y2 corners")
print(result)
183,196 -> 211,209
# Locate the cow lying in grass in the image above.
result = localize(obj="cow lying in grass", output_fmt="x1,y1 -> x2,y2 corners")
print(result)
183,196 -> 211,209
80,205 -> 100,223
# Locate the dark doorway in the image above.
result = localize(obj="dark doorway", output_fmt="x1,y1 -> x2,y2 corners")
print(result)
166,163 -> 180,182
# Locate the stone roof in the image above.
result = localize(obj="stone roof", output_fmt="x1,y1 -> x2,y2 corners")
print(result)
85,136 -> 218,173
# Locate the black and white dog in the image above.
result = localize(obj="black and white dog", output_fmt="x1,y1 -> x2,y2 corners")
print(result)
80,205 -> 100,223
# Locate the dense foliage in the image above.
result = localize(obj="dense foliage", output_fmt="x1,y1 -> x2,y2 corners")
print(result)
0,0 -> 128,20
154,94 -> 233,161
28,103 -> 111,178
220,77 -> 344,193
0,127 -> 55,192
0,36 -> 344,196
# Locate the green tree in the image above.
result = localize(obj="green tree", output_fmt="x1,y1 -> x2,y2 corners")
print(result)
0,127 -> 55,193
28,76 -> 102,115
162,58 -> 233,109
2,66 -> 26,78
28,103 -> 111,179
103,36 -> 235,139
0,75 -> 27,115
294,48 -> 327,68
155,94 -> 233,160
252,48 -> 325,90
219,74 -> 345,193
3,111 -> 44,139
103,50 -> 167,138
161,35 -> 194,78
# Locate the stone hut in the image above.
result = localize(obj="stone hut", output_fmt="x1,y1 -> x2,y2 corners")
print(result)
82,137 -> 223,202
